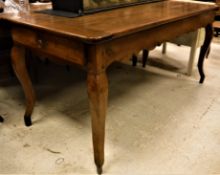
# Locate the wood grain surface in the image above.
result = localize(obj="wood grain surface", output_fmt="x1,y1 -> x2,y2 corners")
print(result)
1,1 -> 218,42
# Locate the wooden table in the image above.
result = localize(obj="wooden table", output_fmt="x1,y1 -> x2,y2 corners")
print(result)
0,1 -> 218,174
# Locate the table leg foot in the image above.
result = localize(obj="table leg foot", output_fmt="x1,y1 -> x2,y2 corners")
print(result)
0,115 -> 4,123
24,114 -> 32,126
11,45 -> 36,126
199,75 -> 205,84
96,165 -> 103,175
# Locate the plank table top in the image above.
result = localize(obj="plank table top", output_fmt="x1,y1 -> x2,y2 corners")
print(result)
0,1 -> 218,42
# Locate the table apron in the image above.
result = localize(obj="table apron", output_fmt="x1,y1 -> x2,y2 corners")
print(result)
10,11 -> 215,72
98,11 -> 215,67
11,27 -> 86,66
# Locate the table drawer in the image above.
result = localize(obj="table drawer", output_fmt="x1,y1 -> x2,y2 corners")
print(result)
11,27 -> 85,66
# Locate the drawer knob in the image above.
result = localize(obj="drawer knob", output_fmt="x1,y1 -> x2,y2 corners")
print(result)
37,39 -> 43,48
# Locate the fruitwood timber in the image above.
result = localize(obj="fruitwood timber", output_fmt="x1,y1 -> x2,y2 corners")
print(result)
0,0 -> 218,173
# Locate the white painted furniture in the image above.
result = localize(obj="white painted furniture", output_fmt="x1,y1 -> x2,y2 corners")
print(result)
162,28 -> 205,75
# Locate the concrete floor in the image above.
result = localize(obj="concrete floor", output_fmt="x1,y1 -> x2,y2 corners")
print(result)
0,38 -> 220,174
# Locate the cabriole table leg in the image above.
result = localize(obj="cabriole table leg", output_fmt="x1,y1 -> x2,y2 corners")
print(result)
11,45 -> 36,126
198,23 -> 213,83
